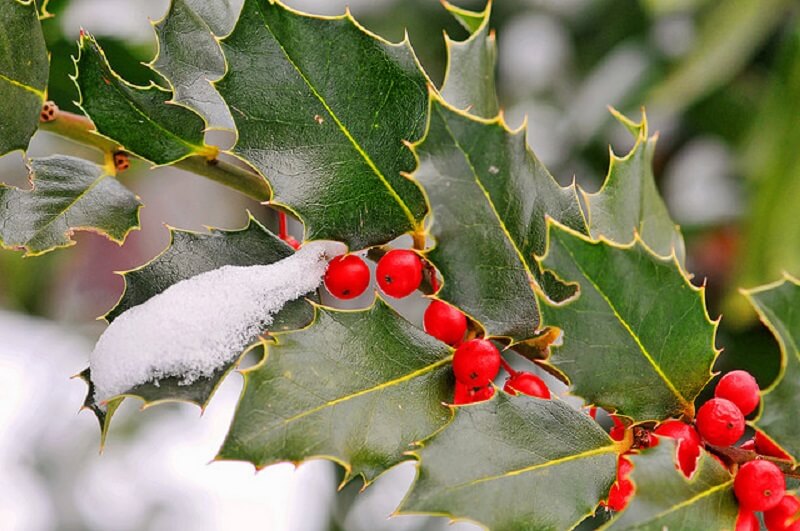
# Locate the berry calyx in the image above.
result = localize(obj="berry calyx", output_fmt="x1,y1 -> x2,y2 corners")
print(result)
765,494 -> 800,531
755,431 -> 792,460
653,420 -> 702,477
376,249 -> 423,298
503,372 -> 550,399
735,508 -> 759,531
716,370 -> 760,416
452,339 -> 501,387
453,381 -> 495,404
605,455 -> 634,511
423,300 -> 467,345
324,254 -> 370,300
734,460 -> 786,512
696,397 -> 746,446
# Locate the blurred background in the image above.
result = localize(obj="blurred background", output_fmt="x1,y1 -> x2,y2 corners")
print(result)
1,0 -> 799,529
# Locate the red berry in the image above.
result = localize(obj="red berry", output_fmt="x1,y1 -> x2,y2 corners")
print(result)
606,455 -> 634,511
376,249 -> 423,298
696,398 -> 745,446
503,372 -> 550,399
452,339 -> 501,387
324,254 -> 370,300
423,300 -> 467,345
735,508 -> 759,531
765,494 -> 800,531
740,439 -> 756,452
716,370 -> 760,416
734,460 -> 786,511
653,420 -> 702,477
453,381 -> 494,404
756,431 -> 792,460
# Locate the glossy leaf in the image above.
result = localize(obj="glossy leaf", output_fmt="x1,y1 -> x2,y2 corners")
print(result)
539,221 -> 717,420
582,110 -> 685,263
216,0 -> 429,249
412,97 -> 586,341
74,33 -> 211,165
440,1 -> 498,118
606,442 -> 737,530
84,217 -> 316,440
151,0 -> 238,129
744,276 -> 800,462
217,299 -> 453,483
0,156 -> 141,256
0,0 -> 48,155
400,393 -> 617,530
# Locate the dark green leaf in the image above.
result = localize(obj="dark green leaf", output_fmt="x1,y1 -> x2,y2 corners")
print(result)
413,97 -> 586,341
401,393 -> 617,530
539,221 -> 717,420
216,0 -> 429,249
0,155 -> 141,256
582,110 -> 685,263
85,216 -> 316,440
0,0 -> 48,155
743,276 -> 800,462
74,33 -> 212,165
151,0 -> 238,129
440,1 -> 498,118
217,299 -> 453,483
606,441 -> 737,530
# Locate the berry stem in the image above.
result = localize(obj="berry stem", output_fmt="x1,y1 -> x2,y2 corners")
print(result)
278,211 -> 289,240
499,357 -> 518,377
39,106 -> 272,201
707,444 -> 800,478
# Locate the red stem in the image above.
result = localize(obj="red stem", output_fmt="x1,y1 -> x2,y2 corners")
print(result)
278,211 -> 288,240
499,357 -> 517,378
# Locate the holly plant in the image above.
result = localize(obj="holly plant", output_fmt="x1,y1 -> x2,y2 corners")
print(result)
2,1 -> 800,530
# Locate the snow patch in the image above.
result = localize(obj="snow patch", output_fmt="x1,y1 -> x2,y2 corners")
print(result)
89,241 -> 345,405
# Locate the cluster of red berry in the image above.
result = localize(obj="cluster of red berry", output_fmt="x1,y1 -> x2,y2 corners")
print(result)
603,370 -> 797,530
323,250 -> 551,405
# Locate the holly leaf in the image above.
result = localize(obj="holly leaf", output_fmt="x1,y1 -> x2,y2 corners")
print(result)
0,0 -> 48,155
74,33 -> 214,165
440,0 -> 498,118
606,441 -> 737,530
400,393 -> 617,530
151,0 -> 238,130
412,97 -> 586,341
0,156 -> 141,256
215,0 -> 429,250
539,220 -> 718,420
581,110 -> 685,263
743,275 -> 800,462
217,299 -> 453,483
84,216 -> 315,442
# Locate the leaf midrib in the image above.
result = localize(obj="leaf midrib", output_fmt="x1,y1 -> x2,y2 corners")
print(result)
557,236 -> 692,413
623,479 -> 733,528
434,105 -> 536,284
242,354 -> 452,442
259,10 -> 419,230
0,71 -> 45,98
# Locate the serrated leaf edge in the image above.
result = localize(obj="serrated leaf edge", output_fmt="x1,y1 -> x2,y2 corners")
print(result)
214,295 -> 455,488
533,217 -> 721,420
71,32 -> 216,166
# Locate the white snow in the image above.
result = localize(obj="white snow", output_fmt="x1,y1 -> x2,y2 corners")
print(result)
89,240 -> 346,404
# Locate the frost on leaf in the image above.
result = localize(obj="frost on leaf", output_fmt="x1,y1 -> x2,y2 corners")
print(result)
88,240 -> 343,405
